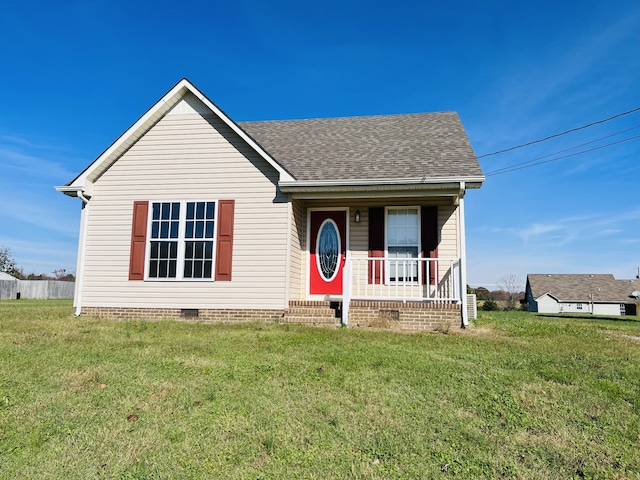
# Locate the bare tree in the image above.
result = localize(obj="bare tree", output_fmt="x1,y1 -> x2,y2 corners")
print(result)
497,274 -> 523,311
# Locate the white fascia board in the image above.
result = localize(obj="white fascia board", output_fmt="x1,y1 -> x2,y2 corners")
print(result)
63,79 -> 294,191
279,175 -> 484,191
279,177 -> 484,199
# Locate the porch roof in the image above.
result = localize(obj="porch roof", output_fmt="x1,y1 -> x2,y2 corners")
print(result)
238,112 -> 484,185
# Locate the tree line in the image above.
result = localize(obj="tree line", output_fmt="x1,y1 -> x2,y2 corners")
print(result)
469,274 -> 525,311
0,246 -> 75,282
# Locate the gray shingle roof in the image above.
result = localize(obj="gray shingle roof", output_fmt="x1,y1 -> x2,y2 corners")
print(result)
238,112 -> 483,182
527,274 -> 640,303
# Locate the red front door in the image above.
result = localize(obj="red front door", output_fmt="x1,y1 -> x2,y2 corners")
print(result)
309,210 -> 347,295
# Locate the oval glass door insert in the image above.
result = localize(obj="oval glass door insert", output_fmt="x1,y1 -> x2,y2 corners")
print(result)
316,219 -> 340,282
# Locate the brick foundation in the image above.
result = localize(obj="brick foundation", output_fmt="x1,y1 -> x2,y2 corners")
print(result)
80,301 -> 461,332
348,300 -> 462,331
80,307 -> 284,323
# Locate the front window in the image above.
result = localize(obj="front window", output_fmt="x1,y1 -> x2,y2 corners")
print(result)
387,207 -> 420,282
148,201 -> 217,280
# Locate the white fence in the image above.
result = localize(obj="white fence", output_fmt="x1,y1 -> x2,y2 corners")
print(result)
0,280 -> 75,300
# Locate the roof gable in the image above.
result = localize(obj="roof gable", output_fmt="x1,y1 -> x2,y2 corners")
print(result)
58,79 -> 294,196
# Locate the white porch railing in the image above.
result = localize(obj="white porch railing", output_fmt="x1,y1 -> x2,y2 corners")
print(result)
342,256 -> 463,325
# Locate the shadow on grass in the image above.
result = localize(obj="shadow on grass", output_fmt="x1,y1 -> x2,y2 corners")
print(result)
536,313 -> 640,323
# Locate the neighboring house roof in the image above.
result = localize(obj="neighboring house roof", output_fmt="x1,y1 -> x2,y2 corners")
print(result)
0,272 -> 17,280
57,78 -> 484,198
239,112 -> 483,183
527,274 -> 640,303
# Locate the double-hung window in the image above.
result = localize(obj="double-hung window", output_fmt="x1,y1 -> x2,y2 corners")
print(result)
148,201 -> 217,280
386,207 -> 420,282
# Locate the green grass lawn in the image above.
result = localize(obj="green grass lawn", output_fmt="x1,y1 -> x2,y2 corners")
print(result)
1,300 -> 639,479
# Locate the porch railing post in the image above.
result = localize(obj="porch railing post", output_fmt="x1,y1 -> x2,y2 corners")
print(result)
342,254 -> 351,326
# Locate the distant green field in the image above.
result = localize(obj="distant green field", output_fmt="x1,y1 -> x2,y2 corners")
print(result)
1,300 -> 639,479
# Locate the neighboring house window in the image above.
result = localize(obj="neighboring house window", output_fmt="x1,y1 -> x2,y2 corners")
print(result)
620,304 -> 626,316
386,207 -> 420,282
577,303 -> 583,310
128,200 -> 235,281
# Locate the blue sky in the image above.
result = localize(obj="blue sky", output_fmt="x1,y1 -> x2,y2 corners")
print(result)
0,0 -> 638,289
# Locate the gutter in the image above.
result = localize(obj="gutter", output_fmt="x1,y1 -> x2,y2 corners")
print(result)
279,175 -> 485,192
56,186 -> 90,316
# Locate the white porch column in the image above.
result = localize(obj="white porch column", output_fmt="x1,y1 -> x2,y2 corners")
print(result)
459,188 -> 469,327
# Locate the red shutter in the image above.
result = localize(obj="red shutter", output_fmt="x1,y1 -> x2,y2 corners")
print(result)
368,207 -> 385,284
129,201 -> 149,280
215,200 -> 235,281
421,206 -> 438,285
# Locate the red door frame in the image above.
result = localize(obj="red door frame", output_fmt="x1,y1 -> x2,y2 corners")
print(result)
308,209 -> 348,296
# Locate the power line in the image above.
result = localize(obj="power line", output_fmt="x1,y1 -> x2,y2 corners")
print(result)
485,125 -> 640,176
485,135 -> 640,177
477,107 -> 640,159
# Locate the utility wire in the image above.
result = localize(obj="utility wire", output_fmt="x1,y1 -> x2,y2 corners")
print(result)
486,135 -> 640,176
477,107 -> 640,159
485,125 -> 640,176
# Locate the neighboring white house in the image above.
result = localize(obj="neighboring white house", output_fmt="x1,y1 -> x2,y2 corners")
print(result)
525,274 -> 639,316
57,78 -> 485,330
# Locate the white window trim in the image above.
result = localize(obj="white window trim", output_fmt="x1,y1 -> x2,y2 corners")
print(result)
384,206 -> 422,285
144,200 -> 218,281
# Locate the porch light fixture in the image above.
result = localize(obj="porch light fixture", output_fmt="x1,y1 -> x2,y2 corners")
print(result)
355,209 -> 361,223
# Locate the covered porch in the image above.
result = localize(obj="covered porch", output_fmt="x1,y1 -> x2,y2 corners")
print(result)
281,178 -> 478,330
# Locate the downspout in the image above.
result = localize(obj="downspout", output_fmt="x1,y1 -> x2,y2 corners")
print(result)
459,182 -> 469,327
74,190 -> 90,317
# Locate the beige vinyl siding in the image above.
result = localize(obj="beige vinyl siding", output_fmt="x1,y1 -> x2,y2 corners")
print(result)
81,97 -> 290,310
288,199 -> 304,300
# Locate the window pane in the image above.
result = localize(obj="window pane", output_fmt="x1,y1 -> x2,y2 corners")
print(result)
170,242 -> 178,258
185,241 -> 193,259
195,242 -> 204,258
185,222 -> 194,239
160,221 -> 169,238
169,260 -> 177,278
171,203 -> 180,220
150,242 -> 158,258
161,203 -> 170,220
158,260 -> 167,277
151,222 -> 159,239
205,221 -> 214,238
204,260 -> 212,278
159,242 -> 168,258
184,261 -> 193,278
149,260 -> 158,278
187,202 -> 195,220
194,260 -> 203,278
152,203 -> 160,220
205,241 -> 213,258
195,221 -> 204,238
196,202 -> 205,219
206,202 -> 215,219
170,221 -> 179,238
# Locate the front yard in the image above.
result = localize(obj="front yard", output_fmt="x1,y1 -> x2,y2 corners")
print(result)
1,300 -> 638,479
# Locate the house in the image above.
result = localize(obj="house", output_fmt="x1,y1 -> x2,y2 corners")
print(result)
525,274 -> 639,316
57,79 -> 484,330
